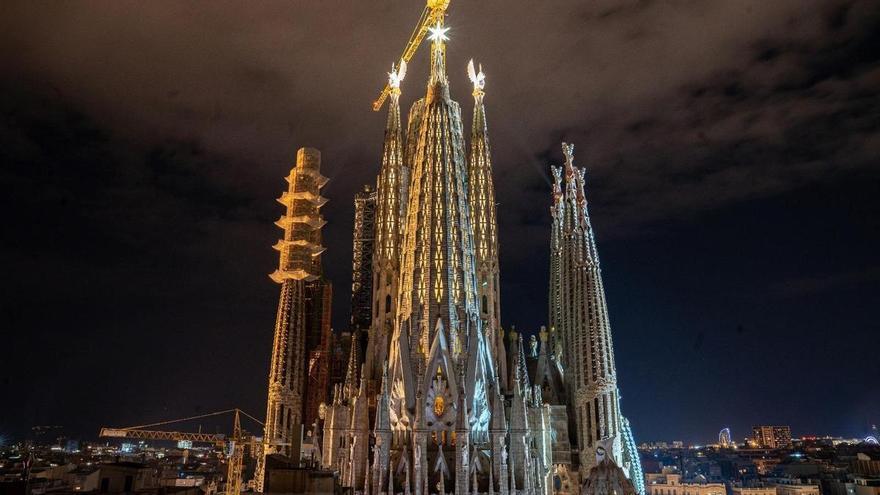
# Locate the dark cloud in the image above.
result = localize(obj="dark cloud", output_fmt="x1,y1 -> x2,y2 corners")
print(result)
1,0 -> 878,442
771,266 -> 880,297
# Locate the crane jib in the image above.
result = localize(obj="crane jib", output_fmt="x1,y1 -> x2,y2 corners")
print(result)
372,1 -> 449,111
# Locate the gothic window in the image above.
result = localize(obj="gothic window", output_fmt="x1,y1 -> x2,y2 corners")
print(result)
385,295 -> 391,314
481,295 -> 488,314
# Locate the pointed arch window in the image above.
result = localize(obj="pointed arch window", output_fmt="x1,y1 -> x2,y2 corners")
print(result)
385,295 -> 392,314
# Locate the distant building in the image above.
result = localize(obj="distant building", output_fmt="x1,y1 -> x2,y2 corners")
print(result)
262,454 -> 342,494
822,480 -> 857,495
854,477 -> 880,495
732,485 -> 777,495
753,426 -> 792,449
772,481 -> 820,495
95,462 -> 158,493
645,471 -> 725,495
67,466 -> 100,492
852,452 -> 880,476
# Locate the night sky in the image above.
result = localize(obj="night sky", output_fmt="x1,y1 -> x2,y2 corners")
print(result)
2,1 -> 879,445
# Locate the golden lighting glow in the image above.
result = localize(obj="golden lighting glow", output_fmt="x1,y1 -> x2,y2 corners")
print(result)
433,395 -> 446,417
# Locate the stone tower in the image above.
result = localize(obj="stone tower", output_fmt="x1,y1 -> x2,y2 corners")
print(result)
256,147 -> 329,491
549,143 -> 642,486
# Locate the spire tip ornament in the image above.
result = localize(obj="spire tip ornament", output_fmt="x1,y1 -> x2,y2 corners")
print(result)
427,21 -> 450,43
388,60 -> 407,90
562,142 -> 575,166
467,59 -> 486,92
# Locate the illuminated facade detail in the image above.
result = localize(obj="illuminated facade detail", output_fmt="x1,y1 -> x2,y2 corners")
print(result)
621,417 -> 645,495
256,147 -> 331,492
548,143 -> 643,489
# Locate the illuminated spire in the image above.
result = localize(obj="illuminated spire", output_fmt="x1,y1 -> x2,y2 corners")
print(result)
343,331 -> 360,400
364,61 -> 407,385
513,335 -> 531,397
468,59 -> 504,388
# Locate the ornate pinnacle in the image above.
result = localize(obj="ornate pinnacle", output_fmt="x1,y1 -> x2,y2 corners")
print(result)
562,141 -> 577,180
551,166 -> 563,203
562,142 -> 575,166
343,334 -> 360,400
514,334 -> 531,396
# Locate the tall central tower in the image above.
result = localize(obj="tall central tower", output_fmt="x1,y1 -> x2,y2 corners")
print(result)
388,22 -> 494,432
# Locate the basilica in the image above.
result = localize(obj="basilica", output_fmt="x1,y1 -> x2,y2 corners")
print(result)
256,10 -> 644,495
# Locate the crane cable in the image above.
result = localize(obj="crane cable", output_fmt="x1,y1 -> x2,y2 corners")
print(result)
125,408 -> 263,431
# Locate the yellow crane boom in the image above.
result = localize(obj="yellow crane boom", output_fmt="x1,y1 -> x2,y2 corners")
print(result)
99,428 -> 226,444
371,0 -> 450,111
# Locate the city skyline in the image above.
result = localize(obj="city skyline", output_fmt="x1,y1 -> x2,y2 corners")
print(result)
2,0 -> 879,448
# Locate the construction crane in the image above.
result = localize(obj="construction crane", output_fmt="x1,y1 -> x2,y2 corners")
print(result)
371,0 -> 450,111
99,408 -> 262,495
